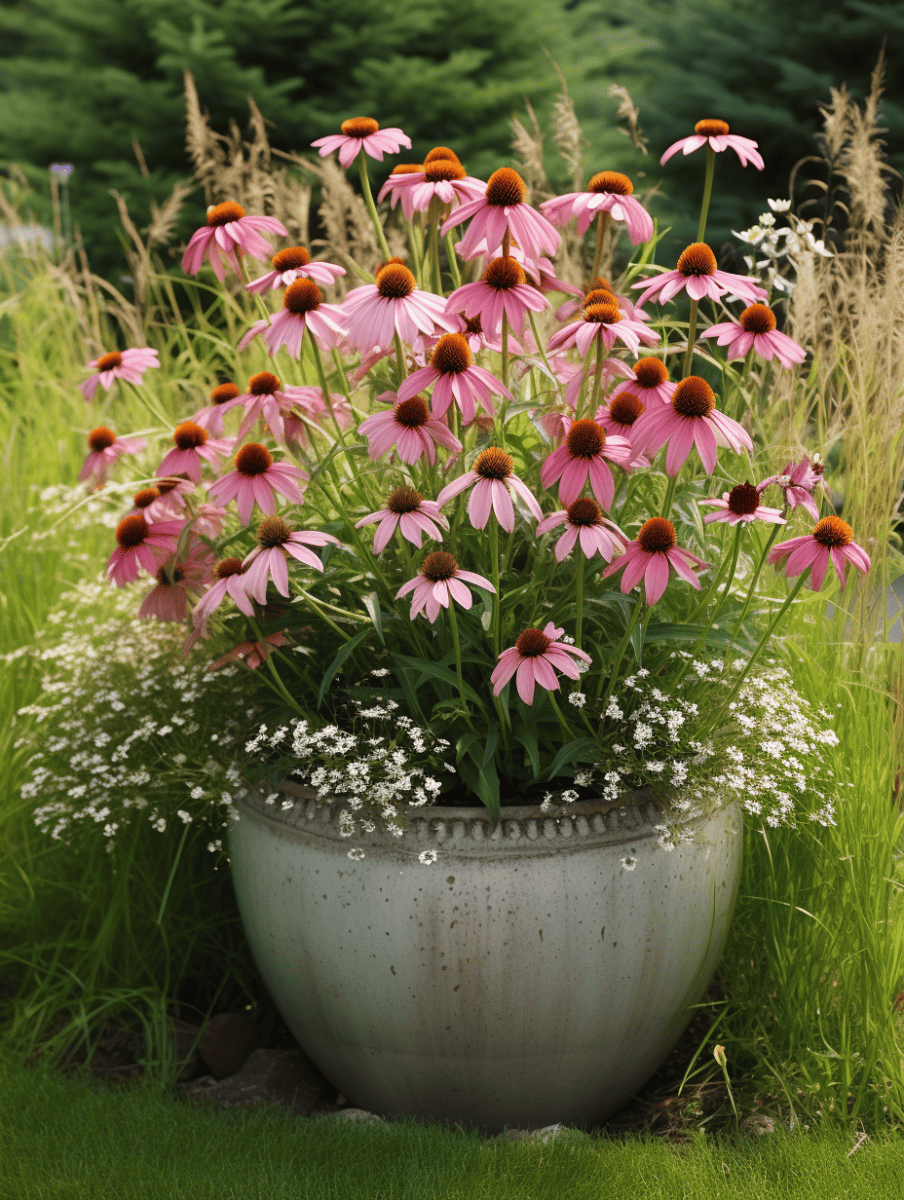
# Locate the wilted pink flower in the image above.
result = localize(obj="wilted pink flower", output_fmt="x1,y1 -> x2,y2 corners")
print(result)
257,279 -> 348,357
138,543 -> 215,623
210,632 -> 289,671
397,333 -> 509,425
767,516 -> 870,591
312,117 -> 411,169
191,557 -> 256,631
699,303 -> 806,368
602,517 -> 709,606
547,298 -> 657,357
444,256 -> 548,337
436,447 -> 543,532
207,443 -> 308,525
106,515 -> 184,587
245,246 -> 345,292
190,383 -> 242,434
441,168 -> 560,261
342,264 -> 454,351
491,621 -> 591,706
632,242 -> 767,307
540,419 -> 632,510
698,481 -> 786,526
79,347 -> 159,402
536,497 -> 627,563
355,487 -> 450,554
396,550 -> 495,623
242,517 -> 343,603
630,376 -> 753,476
661,119 -> 764,170
378,156 -> 486,217
757,455 -> 827,521
78,426 -> 147,486
357,394 -> 462,465
181,201 -> 288,282
540,171 -> 654,243
157,422 -> 232,485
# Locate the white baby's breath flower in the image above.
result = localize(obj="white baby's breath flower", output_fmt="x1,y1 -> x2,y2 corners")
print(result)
621,856 -> 638,871
568,692 -> 587,708
418,849 -> 438,864
347,848 -> 366,860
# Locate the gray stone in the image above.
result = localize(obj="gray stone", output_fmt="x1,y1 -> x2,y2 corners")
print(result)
495,1124 -> 591,1145
329,1108 -> 385,1125
197,1012 -> 259,1080
179,1048 -> 328,1116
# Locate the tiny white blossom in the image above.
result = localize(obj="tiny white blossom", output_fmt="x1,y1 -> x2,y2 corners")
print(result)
418,849 -> 438,864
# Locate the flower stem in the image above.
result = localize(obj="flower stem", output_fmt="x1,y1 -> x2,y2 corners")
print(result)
527,310 -> 566,404
393,331 -> 407,387
661,474 -> 677,519
446,600 -> 474,726
595,599 -> 643,710
444,233 -> 462,290
428,206 -> 442,296
308,330 -> 352,451
490,518 -> 501,661
697,147 -> 716,243
501,309 -> 510,392
682,298 -> 699,378
591,211 -> 610,284
731,522 -> 783,637
547,691 -> 577,744
589,337 -> 605,417
357,154 -> 391,259
575,551 -> 586,649
247,616 -> 305,715
675,523 -> 744,686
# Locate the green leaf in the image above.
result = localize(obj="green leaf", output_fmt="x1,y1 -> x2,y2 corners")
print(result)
481,724 -> 500,767
545,737 -> 600,782
361,593 -> 384,644
513,722 -> 540,779
458,754 -> 501,820
390,653 -> 485,708
316,627 -> 373,708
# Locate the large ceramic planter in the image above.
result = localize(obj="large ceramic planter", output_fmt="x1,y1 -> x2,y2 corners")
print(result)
229,782 -> 742,1133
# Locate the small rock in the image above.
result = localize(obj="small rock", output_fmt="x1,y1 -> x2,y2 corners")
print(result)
179,1048 -> 327,1116
496,1124 -> 589,1145
330,1108 -> 384,1125
741,1114 -> 776,1136
197,1012 -> 260,1080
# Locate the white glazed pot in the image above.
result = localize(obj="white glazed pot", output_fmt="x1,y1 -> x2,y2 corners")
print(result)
229,782 -> 742,1133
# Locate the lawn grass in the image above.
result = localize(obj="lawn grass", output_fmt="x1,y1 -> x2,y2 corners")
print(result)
1,1046 -> 902,1200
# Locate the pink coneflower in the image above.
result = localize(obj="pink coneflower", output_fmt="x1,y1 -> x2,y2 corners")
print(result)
78,426 -> 147,486
216,371 -> 315,442
540,419 -> 632,510
312,117 -> 411,169
191,557 -> 256,631
540,171 -> 654,243
435,446 -> 543,532
181,201 -> 288,282
560,349 -> 635,413
378,156 -> 486,217
490,621 -> 591,705
396,550 -> 495,623
698,481 -> 786,526
207,443 -> 308,525
444,257 -> 549,337
451,312 -> 533,357
699,303 -> 806,367
611,356 -> 677,407
157,422 -> 232,485
441,168 -> 561,261
342,264 -> 454,352
79,347 -> 159,402
595,395 -> 651,470
661,119 -> 764,170
450,236 -> 581,300
245,246 -> 345,292
632,243 -> 767,307
757,455 -> 827,521
138,544 -> 215,622
191,382 -> 242,435
209,632 -> 289,672
256,279 -> 348,358
547,298 -> 657,357
767,516 -> 870,591
629,376 -> 753,476
357,394 -> 462,465
282,390 -> 352,451
602,517 -> 709,606
397,333 -> 509,425
130,475 -> 194,523
355,487 -> 450,554
555,279 -> 650,324
106,514 -> 184,587
377,163 -> 426,221
536,497 -> 627,563
242,517 -> 343,603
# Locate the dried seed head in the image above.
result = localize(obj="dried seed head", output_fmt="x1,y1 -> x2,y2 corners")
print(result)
677,243 -> 717,277
421,551 -> 458,581
672,377 -> 715,418
133,487 -> 159,509
248,371 -> 281,395
515,628 -> 553,657
582,302 -> 622,325
566,497 -> 602,526
739,303 -> 777,334
211,382 -> 241,405
694,119 -> 730,137
216,557 -> 245,578
636,517 -> 677,553
812,516 -> 853,547
115,514 -> 149,548
425,146 -> 461,165
283,279 -> 322,313
566,419 -> 606,458
376,264 -> 416,299
394,396 -> 430,427
483,257 -> 525,290
726,482 -> 761,516
632,357 -> 669,388
173,421 -> 208,450
88,426 -> 116,452
206,201 -> 246,227
96,351 -> 122,372
341,117 -> 379,138
608,392 -> 645,425
587,171 -> 633,195
424,159 -> 466,182
272,246 -> 310,270
431,333 -> 471,375
256,517 -> 293,547
474,447 -> 513,480
485,168 -> 526,207
387,486 -> 423,514
235,443 -> 273,476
